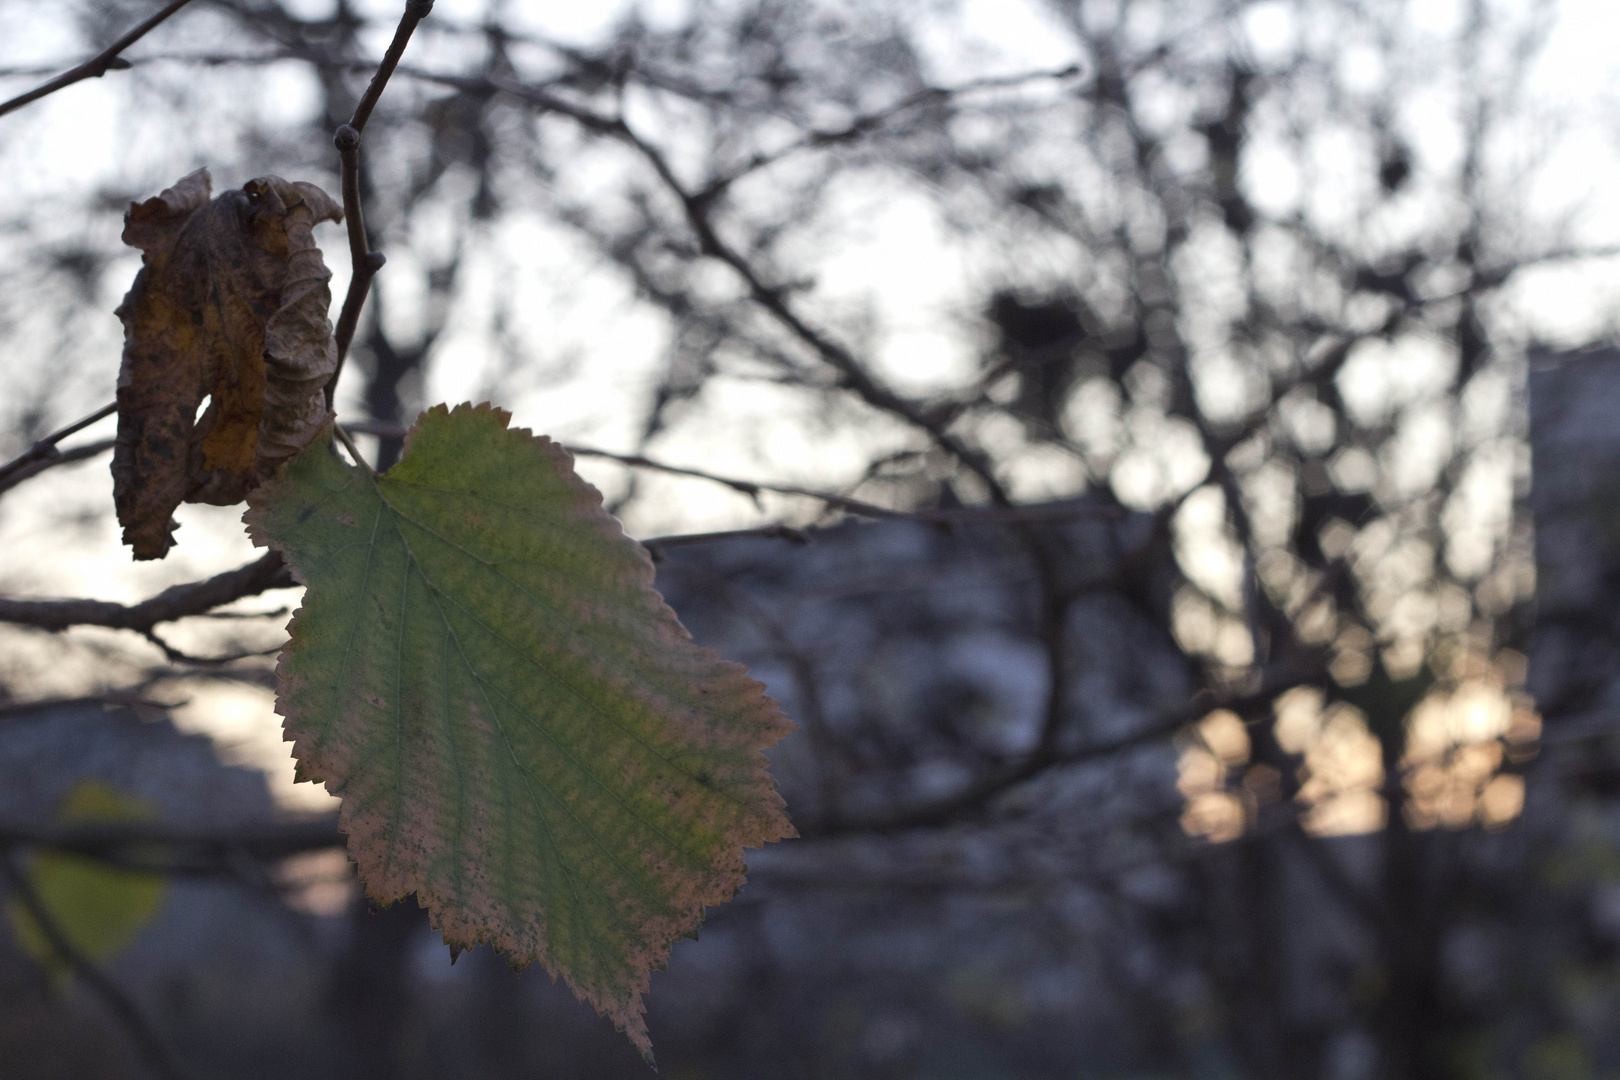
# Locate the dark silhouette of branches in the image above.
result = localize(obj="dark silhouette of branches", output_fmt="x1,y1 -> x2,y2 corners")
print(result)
0,0 -> 1609,1075
0,403 -> 115,493
0,552 -> 291,635
0,437 -> 115,497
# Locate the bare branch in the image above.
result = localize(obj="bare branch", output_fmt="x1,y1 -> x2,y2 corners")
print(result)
413,71 -> 1010,501
0,402 -> 116,488
140,629 -> 281,667
0,437 -> 115,497
700,64 -> 1084,199
325,0 -> 435,408
805,711 -> 1191,836
0,0 -> 197,119
347,1 -> 435,134
340,419 -> 1123,526
0,552 -> 292,635
805,669 -> 1319,837
643,525 -> 811,559
0,694 -> 184,721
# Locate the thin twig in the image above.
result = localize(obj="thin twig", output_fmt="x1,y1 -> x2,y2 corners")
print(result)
429,71 -> 1010,501
0,402 -> 116,487
348,2 -> 435,134
571,446 -> 1124,525
0,490 -> 1122,634
0,0 -> 197,119
0,551 -> 292,635
338,418 -> 1123,526
805,668 -> 1319,836
1,851 -> 188,1080
807,712 -> 1190,836
0,437 -> 116,497
567,445 -> 908,519
699,64 -> 1083,199
324,0 -> 435,408
140,628 -> 281,666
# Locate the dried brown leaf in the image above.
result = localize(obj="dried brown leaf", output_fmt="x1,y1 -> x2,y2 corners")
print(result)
112,168 -> 343,559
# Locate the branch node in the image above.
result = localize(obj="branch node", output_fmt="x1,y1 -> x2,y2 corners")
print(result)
333,124 -> 361,151
364,250 -> 387,272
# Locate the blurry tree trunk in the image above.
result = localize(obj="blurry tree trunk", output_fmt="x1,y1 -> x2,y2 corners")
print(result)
329,900 -> 428,1080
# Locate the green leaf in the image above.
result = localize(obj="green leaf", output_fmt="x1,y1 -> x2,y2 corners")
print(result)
7,781 -> 167,982
244,403 -> 795,1057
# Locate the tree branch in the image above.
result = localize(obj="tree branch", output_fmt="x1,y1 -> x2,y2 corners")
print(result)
0,402 -> 116,490
0,437 -> 115,497
0,694 -> 184,722
421,71 -> 1011,502
804,670 -> 1317,837
325,0 -> 435,408
139,629 -> 281,667
339,418 -> 1124,527
0,0 -> 197,119
698,64 -> 1083,200
0,552 -> 292,635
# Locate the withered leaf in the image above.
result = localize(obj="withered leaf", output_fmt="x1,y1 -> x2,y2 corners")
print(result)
112,168 -> 343,560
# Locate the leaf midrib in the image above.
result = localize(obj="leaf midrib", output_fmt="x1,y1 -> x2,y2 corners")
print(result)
382,498 -> 645,991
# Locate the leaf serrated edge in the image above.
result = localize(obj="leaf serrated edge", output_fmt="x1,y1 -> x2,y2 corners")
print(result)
244,407 -> 796,1059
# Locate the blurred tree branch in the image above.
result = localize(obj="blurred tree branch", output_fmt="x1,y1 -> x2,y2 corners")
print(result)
0,0 -> 196,118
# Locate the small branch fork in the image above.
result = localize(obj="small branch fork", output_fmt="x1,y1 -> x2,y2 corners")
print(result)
325,0 -> 435,409
474,73 -> 1011,503
0,0 -> 198,119
0,402 -> 116,494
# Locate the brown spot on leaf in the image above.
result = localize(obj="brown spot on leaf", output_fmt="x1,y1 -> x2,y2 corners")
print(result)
366,694 -> 387,709
112,169 -> 343,559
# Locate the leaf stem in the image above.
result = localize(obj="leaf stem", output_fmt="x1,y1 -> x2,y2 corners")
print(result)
332,424 -> 377,477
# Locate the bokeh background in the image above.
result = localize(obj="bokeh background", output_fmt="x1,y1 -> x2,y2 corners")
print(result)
3,0 -> 1620,1077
